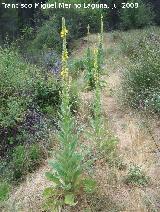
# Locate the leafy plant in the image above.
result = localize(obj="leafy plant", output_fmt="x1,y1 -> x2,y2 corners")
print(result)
69,80 -> 80,114
0,46 -> 63,162
125,165 -> 149,186
85,47 -> 95,90
35,75 -> 61,115
0,181 -> 10,202
85,15 -> 104,90
0,48 -> 33,128
44,18 -> 96,211
89,47 -> 104,146
8,144 -> 43,181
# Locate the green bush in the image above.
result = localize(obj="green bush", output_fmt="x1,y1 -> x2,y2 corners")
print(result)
46,0 -> 102,35
120,0 -> 154,30
28,17 -> 62,57
10,144 -> 43,181
0,47 -> 62,129
35,75 -> 61,116
119,28 -> 160,58
0,181 -> 10,202
0,48 -> 34,128
121,29 -> 160,113
125,165 -> 149,186
0,47 -> 62,185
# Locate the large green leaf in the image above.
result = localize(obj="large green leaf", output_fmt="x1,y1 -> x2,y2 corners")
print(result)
43,187 -> 55,198
45,172 -> 60,185
64,193 -> 77,206
83,178 -> 96,193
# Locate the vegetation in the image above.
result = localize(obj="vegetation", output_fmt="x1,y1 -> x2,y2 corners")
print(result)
0,181 -> 10,202
0,1 -> 159,211
120,0 -> 154,29
125,165 -> 149,186
43,18 -> 96,211
120,27 -> 160,113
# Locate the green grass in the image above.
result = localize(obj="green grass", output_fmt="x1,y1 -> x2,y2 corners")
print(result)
0,181 -> 10,202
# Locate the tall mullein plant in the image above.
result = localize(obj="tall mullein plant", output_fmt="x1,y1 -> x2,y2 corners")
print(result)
91,48 -> 104,146
44,18 -> 82,208
97,14 -> 104,74
58,18 -> 82,192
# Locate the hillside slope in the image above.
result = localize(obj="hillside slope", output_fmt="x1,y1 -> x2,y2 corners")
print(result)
2,30 -> 160,212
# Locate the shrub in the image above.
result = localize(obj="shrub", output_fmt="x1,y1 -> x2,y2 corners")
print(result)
10,144 -> 43,181
35,75 -> 61,116
0,48 -> 34,128
69,58 -> 85,79
120,28 -> 160,58
0,47 -> 62,149
121,29 -> 160,113
120,0 -> 154,30
0,47 -> 54,127
28,17 -> 62,57
46,0 -> 102,36
0,140 -> 46,183
125,165 -> 149,186
0,181 -> 10,202
122,62 -> 160,111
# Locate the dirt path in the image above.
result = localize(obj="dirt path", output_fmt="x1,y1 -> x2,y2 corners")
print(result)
100,72 -> 160,211
97,35 -> 160,211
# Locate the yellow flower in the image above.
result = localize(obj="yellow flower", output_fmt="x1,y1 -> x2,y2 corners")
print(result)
61,68 -> 69,79
60,27 -> 68,38
94,73 -> 99,83
62,50 -> 68,61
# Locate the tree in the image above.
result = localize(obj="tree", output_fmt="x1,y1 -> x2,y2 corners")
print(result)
120,0 -> 155,29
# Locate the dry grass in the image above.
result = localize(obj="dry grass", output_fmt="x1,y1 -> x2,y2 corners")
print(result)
3,164 -> 52,212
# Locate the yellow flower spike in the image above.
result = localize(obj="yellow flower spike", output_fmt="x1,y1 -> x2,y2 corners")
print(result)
60,27 -> 68,38
60,17 -> 69,81
62,50 -> 68,61
61,68 -> 69,79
